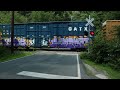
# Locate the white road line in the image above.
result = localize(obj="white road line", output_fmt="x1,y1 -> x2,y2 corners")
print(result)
55,53 -> 81,79
17,71 -> 79,79
57,53 -> 77,55
76,54 -> 81,79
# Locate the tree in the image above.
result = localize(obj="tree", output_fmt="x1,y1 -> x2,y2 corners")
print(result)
28,11 -> 55,22
14,11 -> 28,23
17,11 -> 32,16
0,11 -> 11,24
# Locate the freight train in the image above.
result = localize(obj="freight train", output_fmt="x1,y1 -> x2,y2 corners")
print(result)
0,21 -> 95,50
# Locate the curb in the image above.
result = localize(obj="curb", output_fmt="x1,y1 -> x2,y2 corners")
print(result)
83,63 -> 109,79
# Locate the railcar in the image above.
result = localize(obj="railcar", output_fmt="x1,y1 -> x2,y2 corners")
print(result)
0,21 -> 95,50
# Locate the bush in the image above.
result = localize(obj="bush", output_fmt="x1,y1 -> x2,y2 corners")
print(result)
0,46 -> 11,57
80,52 -> 90,59
108,58 -> 120,71
88,28 -> 120,70
106,40 -> 120,70
89,30 -> 110,64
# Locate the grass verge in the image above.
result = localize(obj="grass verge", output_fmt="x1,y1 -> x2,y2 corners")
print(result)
80,52 -> 120,79
0,46 -> 35,62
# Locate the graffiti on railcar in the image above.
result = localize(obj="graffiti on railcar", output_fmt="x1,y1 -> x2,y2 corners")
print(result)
1,36 -> 35,48
49,35 -> 89,49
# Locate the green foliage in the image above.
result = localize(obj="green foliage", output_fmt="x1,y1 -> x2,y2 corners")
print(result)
89,30 -> 110,64
0,46 -> 11,57
83,57 -> 120,79
14,12 -> 28,23
17,11 -> 31,16
0,11 -> 11,24
28,11 -> 60,22
0,46 -> 34,62
87,26 -> 120,71
106,26 -> 120,70
106,11 -> 120,20
0,11 -> 120,25
80,52 -> 90,59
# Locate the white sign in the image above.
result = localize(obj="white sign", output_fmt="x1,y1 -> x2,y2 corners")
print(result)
85,15 -> 94,27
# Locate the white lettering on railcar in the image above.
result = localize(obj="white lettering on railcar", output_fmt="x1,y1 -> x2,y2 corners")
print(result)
43,26 -> 46,28
79,27 -> 82,31
30,27 -> 34,29
68,26 -> 88,31
84,27 -> 88,31
73,27 -> 77,31
68,27 -> 72,31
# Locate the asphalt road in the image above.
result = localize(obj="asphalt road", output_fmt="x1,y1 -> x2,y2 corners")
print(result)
0,51 -> 98,79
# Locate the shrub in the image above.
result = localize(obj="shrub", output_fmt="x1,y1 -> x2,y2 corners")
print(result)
106,40 -> 120,70
108,58 -> 120,71
88,30 -> 110,64
89,27 -> 120,70
90,42 -> 109,63
80,52 -> 90,59
0,46 -> 10,57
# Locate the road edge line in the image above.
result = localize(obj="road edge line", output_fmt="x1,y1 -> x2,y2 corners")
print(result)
77,54 -> 81,79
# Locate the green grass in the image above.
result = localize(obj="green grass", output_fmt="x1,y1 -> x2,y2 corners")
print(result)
82,58 -> 120,79
0,46 -> 35,62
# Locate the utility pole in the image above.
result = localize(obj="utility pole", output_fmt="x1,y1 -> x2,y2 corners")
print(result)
11,11 -> 14,54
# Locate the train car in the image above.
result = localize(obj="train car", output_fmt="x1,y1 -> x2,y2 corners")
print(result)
0,21 -> 95,50
48,21 -> 93,50
102,20 -> 120,41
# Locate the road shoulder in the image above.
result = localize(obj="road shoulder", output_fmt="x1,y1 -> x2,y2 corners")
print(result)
83,62 -> 109,79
